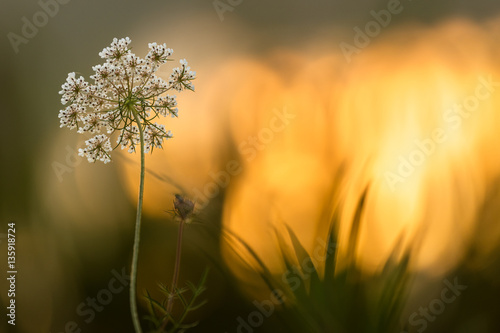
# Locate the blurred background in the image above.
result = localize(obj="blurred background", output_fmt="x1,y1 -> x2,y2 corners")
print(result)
1,0 -> 500,332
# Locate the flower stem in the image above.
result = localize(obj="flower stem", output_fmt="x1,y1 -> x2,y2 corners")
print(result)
130,109 -> 145,333
160,217 -> 185,332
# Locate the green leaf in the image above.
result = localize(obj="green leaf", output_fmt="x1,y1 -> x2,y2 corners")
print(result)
346,186 -> 369,271
324,209 -> 340,282
223,227 -> 280,293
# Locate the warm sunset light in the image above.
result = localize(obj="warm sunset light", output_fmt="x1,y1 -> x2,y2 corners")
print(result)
115,19 -> 500,289
5,1 -> 500,332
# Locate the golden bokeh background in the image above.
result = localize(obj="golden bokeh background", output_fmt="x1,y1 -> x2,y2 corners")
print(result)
1,0 -> 500,332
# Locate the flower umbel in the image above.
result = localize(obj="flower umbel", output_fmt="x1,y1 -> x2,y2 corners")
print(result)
58,37 -> 196,333
58,37 -> 196,163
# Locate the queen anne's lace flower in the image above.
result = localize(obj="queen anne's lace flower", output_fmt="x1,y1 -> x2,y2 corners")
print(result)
58,104 -> 85,129
144,124 -> 171,153
78,134 -> 112,164
58,37 -> 195,163
154,95 -> 178,117
99,37 -> 132,63
146,42 -> 173,70
119,126 -> 140,153
169,59 -> 196,92
60,73 -> 89,104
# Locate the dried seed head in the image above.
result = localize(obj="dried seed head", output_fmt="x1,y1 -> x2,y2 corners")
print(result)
173,194 -> 195,220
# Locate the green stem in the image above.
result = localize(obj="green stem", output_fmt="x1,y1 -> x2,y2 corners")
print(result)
160,217 -> 185,332
130,108 -> 145,333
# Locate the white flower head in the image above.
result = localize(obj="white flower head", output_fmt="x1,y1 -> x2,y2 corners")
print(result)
99,37 -> 132,63
146,42 -> 173,70
144,123 -> 171,153
58,104 -> 86,129
169,59 -> 196,92
58,37 -> 195,163
78,134 -> 112,164
59,72 -> 89,105
155,95 -> 178,117
78,112 -> 108,134
119,126 -> 140,153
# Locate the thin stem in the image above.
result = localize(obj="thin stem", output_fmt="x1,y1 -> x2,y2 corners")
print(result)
160,217 -> 185,332
130,107 -> 145,333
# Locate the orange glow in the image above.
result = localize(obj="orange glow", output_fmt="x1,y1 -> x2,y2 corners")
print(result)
116,17 -> 500,296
